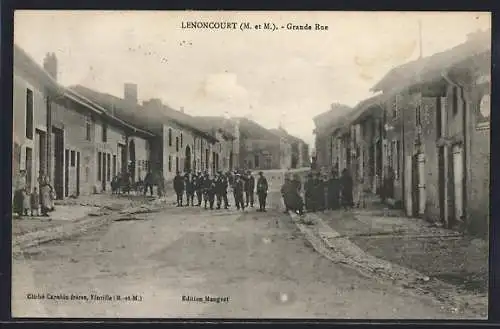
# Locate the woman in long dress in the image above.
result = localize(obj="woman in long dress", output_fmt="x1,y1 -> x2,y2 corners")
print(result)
340,168 -> 354,210
39,175 -> 54,216
12,170 -> 27,217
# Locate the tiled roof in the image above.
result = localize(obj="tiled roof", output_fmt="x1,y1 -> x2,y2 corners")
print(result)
14,45 -> 153,137
371,29 -> 491,93
70,85 -> 218,143
237,117 -> 280,140
313,103 -> 353,132
269,128 -> 306,145
190,116 -> 236,140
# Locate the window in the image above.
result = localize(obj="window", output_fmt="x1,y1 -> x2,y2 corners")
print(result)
107,153 -> 111,181
25,147 -> 32,189
415,105 -> 422,126
395,140 -> 401,180
70,150 -> 75,167
168,128 -> 172,146
85,116 -> 92,141
102,123 -> 108,142
176,137 -> 180,152
205,149 -> 209,169
25,89 -> 33,139
85,167 -> 90,182
181,133 -> 183,148
452,87 -> 459,116
112,155 -> 117,176
175,156 -> 179,172
168,155 -> 172,172
97,152 -> 102,181
254,155 -> 260,168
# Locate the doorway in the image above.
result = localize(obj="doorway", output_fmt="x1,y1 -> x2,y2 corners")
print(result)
438,146 -> 446,225
35,129 -> 47,179
411,154 -> 420,217
119,144 -> 127,174
452,144 -> 464,224
52,127 -> 64,199
129,140 -> 136,182
64,149 -> 69,197
102,152 -> 107,191
184,146 -> 192,172
25,147 -> 33,190
76,151 -> 80,196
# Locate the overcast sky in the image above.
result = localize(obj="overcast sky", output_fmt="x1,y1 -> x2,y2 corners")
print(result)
14,11 -> 490,147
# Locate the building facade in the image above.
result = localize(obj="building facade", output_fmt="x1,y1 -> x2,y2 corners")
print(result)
329,30 -> 491,237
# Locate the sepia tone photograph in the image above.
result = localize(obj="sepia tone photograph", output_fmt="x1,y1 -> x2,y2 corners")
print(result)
11,11 -> 490,319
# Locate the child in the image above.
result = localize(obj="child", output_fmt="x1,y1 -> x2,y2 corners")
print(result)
30,187 -> 40,216
22,187 -> 31,216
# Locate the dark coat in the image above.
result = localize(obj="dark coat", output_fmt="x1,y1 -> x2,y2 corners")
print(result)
173,175 -> 185,192
340,172 -> 354,207
281,181 -> 303,211
327,178 -> 340,209
244,176 -> 255,192
185,174 -> 196,193
215,176 -> 228,194
256,176 -> 268,195
233,179 -> 244,197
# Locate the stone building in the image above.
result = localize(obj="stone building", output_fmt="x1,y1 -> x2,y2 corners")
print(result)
313,103 -> 353,171
71,86 -> 223,182
356,29 -> 490,236
13,46 -> 154,199
270,127 -> 310,169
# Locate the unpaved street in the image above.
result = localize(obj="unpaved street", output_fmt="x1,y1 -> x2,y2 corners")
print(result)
13,193 -> 462,319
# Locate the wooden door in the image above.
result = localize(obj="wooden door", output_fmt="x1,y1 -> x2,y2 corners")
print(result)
452,144 -> 464,223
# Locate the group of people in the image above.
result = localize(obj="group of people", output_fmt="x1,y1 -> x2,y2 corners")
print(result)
172,170 -> 269,212
281,168 -> 355,216
111,170 -> 167,197
12,170 -> 56,218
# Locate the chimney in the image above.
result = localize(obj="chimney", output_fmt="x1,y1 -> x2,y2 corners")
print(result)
124,83 -> 138,104
43,52 -> 58,80
180,106 -> 185,113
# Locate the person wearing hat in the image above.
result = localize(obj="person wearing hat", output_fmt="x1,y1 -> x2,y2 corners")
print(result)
304,172 -> 315,212
195,171 -> 204,206
202,172 -> 213,209
173,171 -> 185,207
256,171 -> 269,212
244,171 -> 255,208
184,170 -> 196,206
215,171 -> 229,210
232,173 -> 245,211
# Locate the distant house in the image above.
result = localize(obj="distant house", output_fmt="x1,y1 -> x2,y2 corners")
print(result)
312,103 -> 353,171
236,118 -> 290,171
269,128 -> 310,169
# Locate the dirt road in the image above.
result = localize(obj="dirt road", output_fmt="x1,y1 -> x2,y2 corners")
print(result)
13,193 -> 463,319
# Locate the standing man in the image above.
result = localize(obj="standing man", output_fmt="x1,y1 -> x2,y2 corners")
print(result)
233,174 -> 245,211
304,172 -> 315,212
340,168 -> 354,210
215,171 -> 229,210
195,172 -> 204,206
256,171 -> 269,212
327,170 -> 340,210
184,171 -> 196,206
244,171 -> 255,208
202,171 -> 212,209
173,171 -> 185,207
143,169 -> 154,196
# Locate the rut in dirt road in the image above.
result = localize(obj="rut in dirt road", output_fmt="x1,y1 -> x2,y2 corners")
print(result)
13,197 -> 465,319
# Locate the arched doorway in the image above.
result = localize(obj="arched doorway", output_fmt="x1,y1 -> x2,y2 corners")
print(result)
229,151 -> 233,171
128,139 -> 136,182
184,146 -> 192,172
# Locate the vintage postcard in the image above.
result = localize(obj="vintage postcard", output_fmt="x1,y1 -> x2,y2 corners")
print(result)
12,10 -> 490,319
